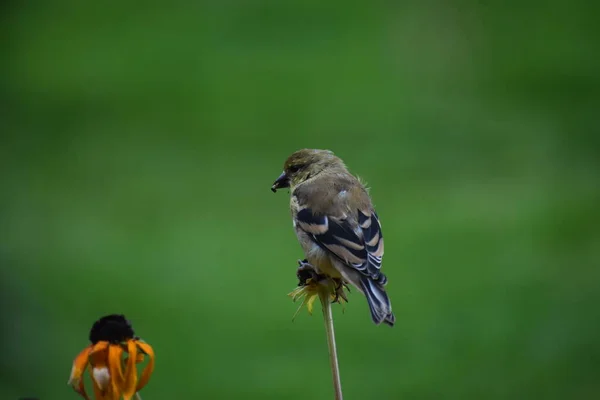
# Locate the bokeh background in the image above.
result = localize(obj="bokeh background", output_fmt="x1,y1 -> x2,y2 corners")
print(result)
2,2 -> 599,399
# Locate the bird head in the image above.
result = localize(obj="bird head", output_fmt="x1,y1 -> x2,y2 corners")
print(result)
271,149 -> 345,192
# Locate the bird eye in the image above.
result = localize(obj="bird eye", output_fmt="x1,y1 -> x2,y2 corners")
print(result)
289,165 -> 302,173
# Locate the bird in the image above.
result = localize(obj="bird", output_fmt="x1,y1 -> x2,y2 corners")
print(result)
271,149 -> 395,326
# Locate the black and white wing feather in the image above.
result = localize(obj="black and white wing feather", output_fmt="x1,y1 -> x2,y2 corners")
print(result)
295,207 -> 387,284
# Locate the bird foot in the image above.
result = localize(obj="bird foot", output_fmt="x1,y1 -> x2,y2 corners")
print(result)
295,259 -> 350,304
332,279 -> 349,304
296,259 -> 322,286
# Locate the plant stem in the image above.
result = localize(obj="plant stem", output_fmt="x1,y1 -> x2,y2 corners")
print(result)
319,290 -> 343,400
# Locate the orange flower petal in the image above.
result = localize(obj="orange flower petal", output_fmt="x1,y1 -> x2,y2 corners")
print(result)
74,377 -> 91,400
124,353 -> 145,365
68,345 -> 91,384
91,378 -> 103,399
88,341 -> 112,398
89,364 -> 109,400
135,341 -> 155,392
108,344 -> 125,398
90,373 -> 117,400
121,340 -> 139,400
89,341 -> 110,368
68,345 -> 92,399
90,341 -> 109,355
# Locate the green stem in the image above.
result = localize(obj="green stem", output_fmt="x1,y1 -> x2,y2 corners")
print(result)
319,290 -> 343,400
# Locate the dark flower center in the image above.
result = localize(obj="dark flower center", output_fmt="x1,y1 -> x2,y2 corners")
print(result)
89,314 -> 135,344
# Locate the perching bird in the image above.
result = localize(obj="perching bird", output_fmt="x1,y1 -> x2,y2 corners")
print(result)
272,149 -> 395,326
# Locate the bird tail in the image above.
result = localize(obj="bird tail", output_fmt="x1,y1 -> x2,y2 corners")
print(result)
359,276 -> 395,327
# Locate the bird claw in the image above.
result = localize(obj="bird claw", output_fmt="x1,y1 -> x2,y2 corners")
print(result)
331,279 -> 349,304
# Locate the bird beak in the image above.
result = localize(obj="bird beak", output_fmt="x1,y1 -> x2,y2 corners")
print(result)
271,171 -> 290,192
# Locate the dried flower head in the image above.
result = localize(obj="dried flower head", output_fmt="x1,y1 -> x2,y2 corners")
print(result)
288,261 -> 348,320
67,314 -> 155,400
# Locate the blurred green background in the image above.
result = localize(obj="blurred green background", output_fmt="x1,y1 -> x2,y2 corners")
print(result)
1,1 -> 599,399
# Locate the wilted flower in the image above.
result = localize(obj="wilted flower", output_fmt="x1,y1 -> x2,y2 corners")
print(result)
288,261 -> 348,319
68,314 -> 155,400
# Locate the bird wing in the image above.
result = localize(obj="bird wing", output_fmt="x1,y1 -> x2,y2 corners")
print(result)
295,204 -> 385,282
